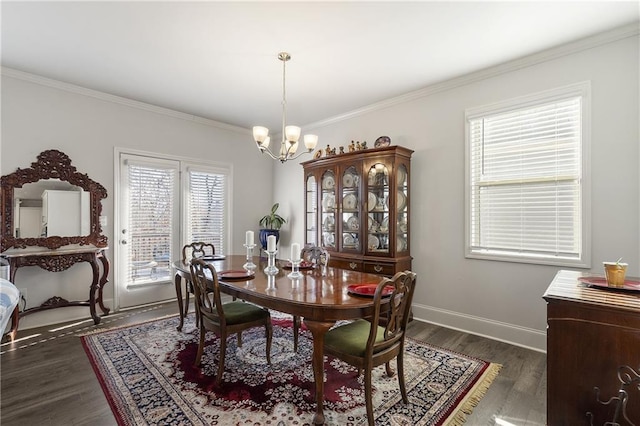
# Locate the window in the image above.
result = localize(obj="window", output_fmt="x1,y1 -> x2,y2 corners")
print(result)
465,83 -> 590,267
184,166 -> 229,251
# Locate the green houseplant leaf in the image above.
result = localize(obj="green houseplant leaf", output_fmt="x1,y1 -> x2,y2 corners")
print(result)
259,203 -> 286,230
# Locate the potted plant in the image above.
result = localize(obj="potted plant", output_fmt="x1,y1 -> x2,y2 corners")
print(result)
259,203 -> 286,250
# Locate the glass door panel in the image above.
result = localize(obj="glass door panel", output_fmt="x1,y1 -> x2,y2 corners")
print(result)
396,163 -> 408,253
341,165 -> 360,251
305,175 -> 318,245
321,170 -> 336,250
366,163 -> 390,254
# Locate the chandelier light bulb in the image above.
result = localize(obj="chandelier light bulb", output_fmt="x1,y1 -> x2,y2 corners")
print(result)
288,141 -> 299,156
285,125 -> 301,143
304,134 -> 318,150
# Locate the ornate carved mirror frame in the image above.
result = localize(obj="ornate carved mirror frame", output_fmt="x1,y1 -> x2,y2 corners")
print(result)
1,149 -> 108,250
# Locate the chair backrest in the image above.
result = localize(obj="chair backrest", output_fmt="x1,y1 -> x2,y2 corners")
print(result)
300,244 -> 330,272
367,270 -> 417,355
189,258 -> 225,325
182,242 -> 216,262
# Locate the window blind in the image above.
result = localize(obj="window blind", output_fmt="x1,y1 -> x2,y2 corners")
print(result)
187,170 -> 227,253
127,164 -> 176,282
468,96 -> 582,261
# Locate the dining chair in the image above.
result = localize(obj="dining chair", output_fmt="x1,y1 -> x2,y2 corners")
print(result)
189,258 -> 272,384
178,242 -> 216,329
290,244 -> 331,351
323,270 -> 417,426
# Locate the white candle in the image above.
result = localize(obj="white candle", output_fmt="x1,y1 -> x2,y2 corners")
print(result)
246,230 -> 254,246
267,235 -> 276,252
291,243 -> 300,261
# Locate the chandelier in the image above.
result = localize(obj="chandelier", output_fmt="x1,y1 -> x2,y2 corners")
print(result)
252,52 -> 318,163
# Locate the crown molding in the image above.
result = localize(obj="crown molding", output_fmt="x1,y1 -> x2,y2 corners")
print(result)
306,22 -> 640,130
0,66 -> 250,135
2,22 -> 638,134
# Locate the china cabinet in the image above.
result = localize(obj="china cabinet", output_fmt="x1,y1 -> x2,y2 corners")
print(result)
302,145 -> 412,275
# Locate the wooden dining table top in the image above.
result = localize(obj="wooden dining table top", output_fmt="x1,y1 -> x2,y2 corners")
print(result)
172,254 -> 389,321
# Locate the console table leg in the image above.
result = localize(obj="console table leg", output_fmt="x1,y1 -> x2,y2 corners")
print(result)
97,252 -> 111,315
8,305 -> 19,341
89,257 -> 101,325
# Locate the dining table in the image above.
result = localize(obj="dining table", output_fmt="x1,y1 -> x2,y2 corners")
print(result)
172,254 -> 390,425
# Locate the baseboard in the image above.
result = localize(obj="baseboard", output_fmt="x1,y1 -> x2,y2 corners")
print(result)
411,303 -> 547,353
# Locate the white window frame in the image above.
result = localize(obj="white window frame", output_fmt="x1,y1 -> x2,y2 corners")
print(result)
113,148 -> 233,307
464,82 -> 591,267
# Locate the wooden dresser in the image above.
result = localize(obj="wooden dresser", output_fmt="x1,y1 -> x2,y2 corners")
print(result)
543,270 -> 640,425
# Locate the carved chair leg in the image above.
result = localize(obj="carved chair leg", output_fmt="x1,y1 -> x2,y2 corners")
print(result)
293,315 -> 301,352
265,321 -> 273,364
385,361 -> 396,377
194,327 -> 206,367
237,331 -> 243,347
364,367 -> 375,426
217,334 -> 227,384
397,351 -> 408,403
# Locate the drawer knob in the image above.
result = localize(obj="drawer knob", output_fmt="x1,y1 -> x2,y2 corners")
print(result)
349,262 -> 358,270
374,265 -> 383,273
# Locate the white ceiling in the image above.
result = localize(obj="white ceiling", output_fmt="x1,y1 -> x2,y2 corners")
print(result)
2,1 -> 639,132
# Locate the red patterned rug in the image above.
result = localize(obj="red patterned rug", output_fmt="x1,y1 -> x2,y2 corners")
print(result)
81,314 -> 500,425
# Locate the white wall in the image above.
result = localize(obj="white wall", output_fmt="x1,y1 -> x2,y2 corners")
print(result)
1,73 -> 275,329
274,32 -> 640,351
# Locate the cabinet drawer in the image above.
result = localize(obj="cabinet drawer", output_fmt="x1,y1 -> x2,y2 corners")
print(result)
364,262 -> 395,276
331,258 -> 363,271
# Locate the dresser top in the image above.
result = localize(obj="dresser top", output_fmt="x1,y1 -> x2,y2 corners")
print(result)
544,269 -> 640,312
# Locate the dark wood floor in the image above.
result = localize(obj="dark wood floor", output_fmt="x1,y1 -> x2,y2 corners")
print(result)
1,302 -> 546,425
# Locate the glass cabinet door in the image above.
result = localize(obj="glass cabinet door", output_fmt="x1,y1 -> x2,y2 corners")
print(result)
366,163 -> 390,254
305,174 -> 318,245
320,170 -> 337,250
396,163 -> 409,253
340,165 -> 360,251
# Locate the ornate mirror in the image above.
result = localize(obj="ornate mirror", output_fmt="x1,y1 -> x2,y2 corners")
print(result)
1,150 -> 108,250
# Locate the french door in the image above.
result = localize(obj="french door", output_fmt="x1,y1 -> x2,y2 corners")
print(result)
116,150 -> 230,309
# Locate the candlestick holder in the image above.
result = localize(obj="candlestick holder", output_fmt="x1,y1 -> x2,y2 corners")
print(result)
287,259 -> 303,279
264,249 -> 279,275
243,244 -> 257,270
266,275 -> 276,293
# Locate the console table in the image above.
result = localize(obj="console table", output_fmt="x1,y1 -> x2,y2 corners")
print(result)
1,246 -> 110,339
543,270 -> 640,425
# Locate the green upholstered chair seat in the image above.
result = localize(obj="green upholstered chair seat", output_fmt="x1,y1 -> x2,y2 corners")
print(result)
221,301 -> 269,325
325,319 -> 385,357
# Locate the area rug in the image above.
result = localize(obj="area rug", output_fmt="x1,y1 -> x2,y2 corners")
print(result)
81,314 -> 501,425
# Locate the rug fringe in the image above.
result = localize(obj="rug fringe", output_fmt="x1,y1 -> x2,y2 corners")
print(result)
443,363 -> 502,426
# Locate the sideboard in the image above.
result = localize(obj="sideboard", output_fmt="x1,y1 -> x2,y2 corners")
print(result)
543,270 -> 640,425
